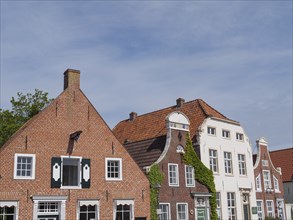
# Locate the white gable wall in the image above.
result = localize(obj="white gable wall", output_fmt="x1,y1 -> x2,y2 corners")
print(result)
198,118 -> 257,220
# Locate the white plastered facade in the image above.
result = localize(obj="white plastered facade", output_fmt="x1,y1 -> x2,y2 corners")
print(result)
197,118 -> 257,220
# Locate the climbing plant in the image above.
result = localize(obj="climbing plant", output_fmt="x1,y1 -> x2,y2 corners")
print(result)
183,133 -> 218,220
148,164 -> 164,220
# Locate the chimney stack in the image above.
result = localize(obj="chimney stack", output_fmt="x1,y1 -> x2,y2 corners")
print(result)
176,98 -> 185,108
129,112 -> 137,121
64,69 -> 80,91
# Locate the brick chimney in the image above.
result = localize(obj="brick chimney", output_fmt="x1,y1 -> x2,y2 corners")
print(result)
64,69 -> 80,91
129,112 -> 137,121
176,98 -> 185,108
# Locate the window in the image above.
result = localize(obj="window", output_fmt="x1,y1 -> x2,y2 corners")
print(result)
114,200 -> 134,220
263,170 -> 271,190
236,133 -> 244,141
51,157 -> 90,189
276,200 -> 285,220
38,202 -> 59,213
222,130 -> 230,139
262,160 -> 268,166
227,193 -> 236,220
266,200 -> 274,217
224,152 -> 233,174
209,149 -> 218,173
216,192 -> 221,220
105,158 -> 122,181
0,201 -> 18,220
273,176 -> 280,192
177,203 -> 188,220
78,200 -> 99,220
159,203 -> 170,220
256,200 -> 263,220
207,127 -> 216,136
14,153 -> 36,179
256,174 -> 262,191
238,154 -> 246,176
168,163 -> 179,186
185,165 -> 195,187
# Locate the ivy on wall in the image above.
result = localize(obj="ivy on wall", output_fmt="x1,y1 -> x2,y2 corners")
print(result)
183,133 -> 218,220
148,164 -> 164,220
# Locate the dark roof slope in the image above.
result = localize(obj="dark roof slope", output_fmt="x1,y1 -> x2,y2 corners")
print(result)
113,99 -> 237,144
270,147 -> 293,182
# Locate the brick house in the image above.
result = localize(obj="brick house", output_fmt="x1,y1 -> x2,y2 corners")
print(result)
0,69 -> 150,220
253,138 -> 286,220
269,147 -> 293,219
113,98 -> 257,220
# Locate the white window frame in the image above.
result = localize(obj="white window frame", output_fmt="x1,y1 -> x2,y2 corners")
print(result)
185,165 -> 195,187
159,203 -> 171,220
227,192 -> 236,220
236,133 -> 244,141
222,129 -> 230,139
256,200 -> 264,220
263,170 -> 272,190
168,163 -> 179,186
209,149 -> 218,173
224,152 -> 233,175
238,154 -> 246,176
105,158 -> 123,181
216,192 -> 222,220
256,174 -> 262,191
0,201 -> 19,220
176,203 -> 188,220
273,176 -> 280,192
266,200 -> 274,217
14,153 -> 36,180
61,156 -> 82,189
276,199 -> 285,220
113,200 -> 134,220
207,126 -> 216,136
77,200 -> 99,220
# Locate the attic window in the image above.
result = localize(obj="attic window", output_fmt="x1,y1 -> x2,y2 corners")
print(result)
166,112 -> 190,131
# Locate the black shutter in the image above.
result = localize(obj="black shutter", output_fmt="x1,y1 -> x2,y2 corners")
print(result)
51,157 -> 62,188
81,158 -> 90,188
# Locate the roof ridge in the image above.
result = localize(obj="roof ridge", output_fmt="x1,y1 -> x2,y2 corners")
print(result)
198,99 -> 229,119
270,147 -> 293,153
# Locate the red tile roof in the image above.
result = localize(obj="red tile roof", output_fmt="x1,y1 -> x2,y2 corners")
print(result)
270,147 -> 293,182
113,99 -> 237,144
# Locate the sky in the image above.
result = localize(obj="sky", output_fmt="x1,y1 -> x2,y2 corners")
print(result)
0,1 -> 292,151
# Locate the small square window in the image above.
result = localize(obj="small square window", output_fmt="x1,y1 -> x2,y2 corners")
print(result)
207,127 -> 216,136
14,153 -> 36,179
222,130 -> 230,139
106,158 -> 122,181
236,133 -> 244,141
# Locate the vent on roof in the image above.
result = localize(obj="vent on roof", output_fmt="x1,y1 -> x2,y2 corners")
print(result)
129,112 -> 137,121
176,98 -> 185,107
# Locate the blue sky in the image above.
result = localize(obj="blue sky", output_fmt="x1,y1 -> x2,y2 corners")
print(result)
1,1 -> 292,151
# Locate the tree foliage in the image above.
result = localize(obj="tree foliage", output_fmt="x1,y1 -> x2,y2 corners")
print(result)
0,89 -> 52,147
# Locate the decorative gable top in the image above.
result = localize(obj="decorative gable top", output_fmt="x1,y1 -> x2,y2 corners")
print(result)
113,98 -> 237,144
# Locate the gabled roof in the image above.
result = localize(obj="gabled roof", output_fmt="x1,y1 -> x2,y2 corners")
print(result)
270,147 -> 293,182
113,99 -> 237,144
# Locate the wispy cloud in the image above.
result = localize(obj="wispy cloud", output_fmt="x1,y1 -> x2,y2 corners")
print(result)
1,1 -> 292,149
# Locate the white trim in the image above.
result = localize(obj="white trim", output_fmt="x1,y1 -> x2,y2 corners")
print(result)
60,156 -> 82,189
14,153 -> 36,180
168,163 -> 179,187
113,199 -> 134,220
105,158 -> 123,181
159,203 -> 171,220
185,165 -> 195,187
176,202 -> 189,220
256,200 -> 264,220
256,174 -> 262,192
0,201 -> 19,220
263,170 -> 272,190
273,175 -> 280,192
266,200 -> 275,217
77,200 -> 99,220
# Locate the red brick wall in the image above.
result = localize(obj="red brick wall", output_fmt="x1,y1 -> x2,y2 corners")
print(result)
158,129 -> 209,219
0,86 -> 150,219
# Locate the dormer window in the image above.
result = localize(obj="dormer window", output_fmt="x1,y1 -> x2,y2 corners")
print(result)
166,112 -> 190,131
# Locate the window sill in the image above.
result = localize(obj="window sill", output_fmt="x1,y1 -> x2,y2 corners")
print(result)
224,174 -> 234,177
14,177 -> 35,180
106,178 -> 123,181
61,186 -> 81,189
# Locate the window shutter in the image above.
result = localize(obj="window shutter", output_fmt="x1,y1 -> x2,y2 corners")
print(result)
51,157 -> 62,188
81,158 -> 90,188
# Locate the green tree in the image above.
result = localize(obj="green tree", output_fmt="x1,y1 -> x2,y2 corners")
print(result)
0,89 -> 52,147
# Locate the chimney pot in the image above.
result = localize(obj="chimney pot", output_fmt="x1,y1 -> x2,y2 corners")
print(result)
129,112 -> 137,121
64,69 -> 80,91
176,98 -> 185,107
